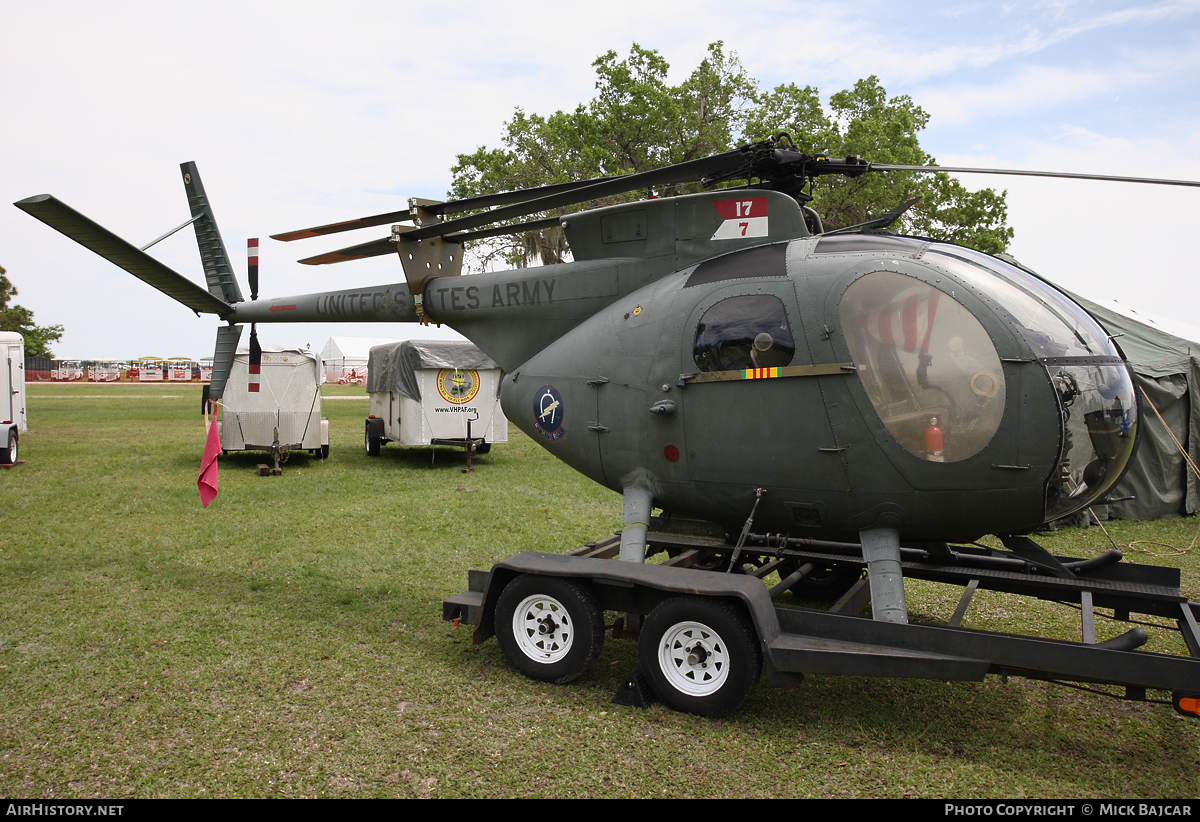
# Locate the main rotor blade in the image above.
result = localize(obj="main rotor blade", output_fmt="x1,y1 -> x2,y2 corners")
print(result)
871,164 -> 1200,188
271,209 -> 414,242
402,149 -> 750,243
298,237 -> 397,266
298,216 -> 563,265
271,175 -> 624,243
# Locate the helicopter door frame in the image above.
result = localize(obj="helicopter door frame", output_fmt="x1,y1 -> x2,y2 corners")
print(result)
680,280 -> 850,498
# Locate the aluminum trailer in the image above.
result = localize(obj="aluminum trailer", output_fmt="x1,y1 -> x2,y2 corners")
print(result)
0,332 -> 26,464
443,528 -> 1200,718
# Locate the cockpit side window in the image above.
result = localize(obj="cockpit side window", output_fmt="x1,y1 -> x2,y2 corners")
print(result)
840,271 -> 1005,462
693,295 -> 796,372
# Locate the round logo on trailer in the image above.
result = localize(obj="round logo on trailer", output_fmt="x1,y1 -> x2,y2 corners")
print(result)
436,368 -> 480,404
533,385 -> 565,441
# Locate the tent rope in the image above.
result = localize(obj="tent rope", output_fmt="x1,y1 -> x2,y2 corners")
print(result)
1125,391 -> 1200,556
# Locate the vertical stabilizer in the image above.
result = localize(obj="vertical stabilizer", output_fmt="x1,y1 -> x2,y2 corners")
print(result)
181,162 -> 244,305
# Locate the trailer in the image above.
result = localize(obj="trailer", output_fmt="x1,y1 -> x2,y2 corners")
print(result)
444,525 -> 1200,719
0,332 -> 26,465
135,357 -> 164,382
88,360 -> 120,382
215,344 -> 329,462
167,358 -> 195,382
364,340 -> 507,458
51,359 -> 82,381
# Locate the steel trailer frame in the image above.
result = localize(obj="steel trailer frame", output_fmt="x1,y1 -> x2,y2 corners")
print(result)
443,530 -> 1200,716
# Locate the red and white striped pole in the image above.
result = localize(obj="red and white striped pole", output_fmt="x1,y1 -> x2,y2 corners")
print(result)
247,239 -> 261,393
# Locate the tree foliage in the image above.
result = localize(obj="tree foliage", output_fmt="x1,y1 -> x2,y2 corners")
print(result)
745,78 -> 1011,253
451,43 -> 1012,268
0,264 -> 64,358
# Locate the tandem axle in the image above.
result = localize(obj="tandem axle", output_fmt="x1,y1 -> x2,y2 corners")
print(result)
442,531 -> 1200,718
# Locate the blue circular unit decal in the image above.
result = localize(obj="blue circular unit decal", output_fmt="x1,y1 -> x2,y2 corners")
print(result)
533,385 -> 565,442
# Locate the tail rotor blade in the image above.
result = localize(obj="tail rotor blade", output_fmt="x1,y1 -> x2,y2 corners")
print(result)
248,325 -> 261,394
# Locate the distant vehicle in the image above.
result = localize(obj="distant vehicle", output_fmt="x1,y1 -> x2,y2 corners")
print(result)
167,358 -> 194,382
1,332 -> 26,464
88,360 -> 120,382
136,357 -> 164,382
51,359 -> 82,381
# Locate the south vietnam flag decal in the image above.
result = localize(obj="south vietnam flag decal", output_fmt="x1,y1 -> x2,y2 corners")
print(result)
711,197 -> 769,240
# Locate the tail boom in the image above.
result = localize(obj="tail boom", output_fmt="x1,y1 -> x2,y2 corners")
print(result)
229,282 -> 418,324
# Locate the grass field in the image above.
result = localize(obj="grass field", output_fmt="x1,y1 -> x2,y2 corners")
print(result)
3,382 -> 1199,798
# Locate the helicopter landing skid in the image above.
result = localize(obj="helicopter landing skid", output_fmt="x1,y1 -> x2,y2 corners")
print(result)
443,530 -> 1200,719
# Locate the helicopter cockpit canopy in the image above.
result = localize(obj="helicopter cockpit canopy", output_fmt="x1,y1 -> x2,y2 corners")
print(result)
839,242 -> 1138,523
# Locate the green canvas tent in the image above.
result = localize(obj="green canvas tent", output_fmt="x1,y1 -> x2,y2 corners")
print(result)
1067,294 -> 1199,520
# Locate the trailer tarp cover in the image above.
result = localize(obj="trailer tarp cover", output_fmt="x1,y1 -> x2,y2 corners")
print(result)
367,340 -> 500,401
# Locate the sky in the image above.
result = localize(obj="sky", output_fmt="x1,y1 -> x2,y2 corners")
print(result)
2,0 -> 1198,359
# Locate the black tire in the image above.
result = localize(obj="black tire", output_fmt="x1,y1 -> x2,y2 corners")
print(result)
365,422 -> 381,457
494,575 -> 604,685
0,430 -> 15,465
639,596 -> 761,717
475,442 -> 491,455
320,444 -> 330,460
779,562 -> 862,601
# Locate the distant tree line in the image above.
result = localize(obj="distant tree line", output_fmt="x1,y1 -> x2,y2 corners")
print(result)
1,264 -> 64,358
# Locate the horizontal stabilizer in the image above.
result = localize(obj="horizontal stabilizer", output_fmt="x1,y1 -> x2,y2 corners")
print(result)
14,194 -> 231,316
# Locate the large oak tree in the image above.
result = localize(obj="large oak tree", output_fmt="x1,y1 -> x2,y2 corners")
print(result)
451,43 -> 1011,268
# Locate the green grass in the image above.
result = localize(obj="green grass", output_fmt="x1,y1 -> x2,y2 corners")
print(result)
3,382 -> 1199,798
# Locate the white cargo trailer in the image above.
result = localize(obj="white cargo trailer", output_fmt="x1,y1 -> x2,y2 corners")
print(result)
216,344 -> 329,459
1,332 -> 26,464
365,340 -> 506,456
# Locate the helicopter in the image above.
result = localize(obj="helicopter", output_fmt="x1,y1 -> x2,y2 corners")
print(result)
15,138 -> 1200,718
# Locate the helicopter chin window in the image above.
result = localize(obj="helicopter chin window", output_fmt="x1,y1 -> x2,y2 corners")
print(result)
839,271 -> 1006,462
693,295 -> 796,372
1043,362 -> 1138,520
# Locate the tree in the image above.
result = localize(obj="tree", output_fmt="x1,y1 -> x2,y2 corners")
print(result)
0,265 -> 64,358
450,42 -> 758,267
450,44 -> 1012,267
745,77 -> 1012,252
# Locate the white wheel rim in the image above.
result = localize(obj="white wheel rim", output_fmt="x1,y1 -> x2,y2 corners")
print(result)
511,593 -> 574,663
658,620 -> 729,696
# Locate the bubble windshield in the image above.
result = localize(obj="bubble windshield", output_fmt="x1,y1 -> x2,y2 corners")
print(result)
840,271 -> 1005,462
923,247 -> 1119,359
917,246 -> 1137,520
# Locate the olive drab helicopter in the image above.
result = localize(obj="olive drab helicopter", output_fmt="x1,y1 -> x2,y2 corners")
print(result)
15,138 -> 1200,719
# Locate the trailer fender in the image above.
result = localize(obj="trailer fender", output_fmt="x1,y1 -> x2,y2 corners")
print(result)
462,552 -> 782,658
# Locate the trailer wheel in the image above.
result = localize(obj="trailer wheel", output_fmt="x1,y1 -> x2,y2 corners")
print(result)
0,430 -> 15,465
639,597 -> 761,717
495,575 -> 604,685
365,424 -> 381,456
476,442 -> 491,455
